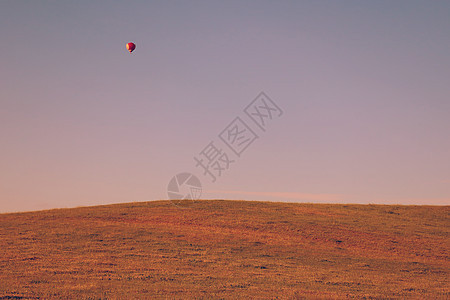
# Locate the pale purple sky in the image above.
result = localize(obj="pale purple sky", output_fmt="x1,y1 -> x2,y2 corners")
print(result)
1,1 -> 449,213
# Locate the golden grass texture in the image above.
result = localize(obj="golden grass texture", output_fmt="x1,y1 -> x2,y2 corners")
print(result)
0,200 -> 448,299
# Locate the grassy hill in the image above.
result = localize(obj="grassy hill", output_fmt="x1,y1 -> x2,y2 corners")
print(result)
0,200 -> 448,299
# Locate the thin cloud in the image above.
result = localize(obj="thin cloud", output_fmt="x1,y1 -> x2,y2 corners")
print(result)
204,190 -> 346,202
203,191 -> 450,205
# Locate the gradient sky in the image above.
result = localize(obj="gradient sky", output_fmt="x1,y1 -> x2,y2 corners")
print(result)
1,1 -> 449,213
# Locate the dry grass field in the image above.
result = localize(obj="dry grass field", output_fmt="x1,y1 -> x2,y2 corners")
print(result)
0,200 -> 448,299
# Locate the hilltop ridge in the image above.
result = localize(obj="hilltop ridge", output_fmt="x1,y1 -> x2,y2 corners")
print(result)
0,200 -> 448,299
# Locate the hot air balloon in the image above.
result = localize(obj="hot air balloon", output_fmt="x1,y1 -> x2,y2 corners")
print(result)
126,42 -> 136,53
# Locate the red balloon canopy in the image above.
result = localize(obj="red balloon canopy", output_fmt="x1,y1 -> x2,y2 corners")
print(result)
126,42 -> 136,53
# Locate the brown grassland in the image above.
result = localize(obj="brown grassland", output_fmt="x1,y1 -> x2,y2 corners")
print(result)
0,200 -> 448,299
